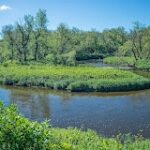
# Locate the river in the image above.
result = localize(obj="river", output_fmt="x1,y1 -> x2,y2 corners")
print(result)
0,61 -> 150,138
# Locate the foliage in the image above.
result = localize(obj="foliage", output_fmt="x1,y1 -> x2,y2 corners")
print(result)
45,51 -> 76,65
1,11 -> 150,68
0,40 -> 10,62
0,102 -> 61,150
118,22 -> 150,61
1,102 -> 150,150
0,64 -> 149,92
0,10 -> 129,65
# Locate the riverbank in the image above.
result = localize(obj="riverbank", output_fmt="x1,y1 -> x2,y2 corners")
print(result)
0,65 -> 150,92
103,57 -> 135,67
103,57 -> 150,71
1,102 -> 150,150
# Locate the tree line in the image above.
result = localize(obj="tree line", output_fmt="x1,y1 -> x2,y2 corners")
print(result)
0,9 -> 150,65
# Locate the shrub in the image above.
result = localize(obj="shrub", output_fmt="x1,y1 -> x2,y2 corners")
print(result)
0,102 -> 58,150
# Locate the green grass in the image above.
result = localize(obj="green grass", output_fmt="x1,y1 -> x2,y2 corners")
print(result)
103,57 -> 135,67
135,59 -> 150,71
1,102 -> 150,150
103,57 -> 150,71
0,64 -> 149,92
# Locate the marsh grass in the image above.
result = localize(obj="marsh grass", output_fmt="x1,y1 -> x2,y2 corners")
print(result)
0,64 -> 149,92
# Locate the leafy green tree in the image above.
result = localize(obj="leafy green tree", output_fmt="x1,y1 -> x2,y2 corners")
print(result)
100,27 -> 127,55
126,22 -> 150,60
2,25 -> 16,61
16,15 -> 34,62
33,9 -> 49,60
56,23 -> 71,53
0,40 -> 9,63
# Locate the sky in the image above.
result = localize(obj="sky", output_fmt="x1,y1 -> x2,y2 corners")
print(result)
0,0 -> 150,31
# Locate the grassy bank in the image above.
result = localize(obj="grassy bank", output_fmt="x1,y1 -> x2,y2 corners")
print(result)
103,57 -> 135,67
1,102 -> 150,150
0,64 -> 150,92
103,57 -> 150,71
135,60 -> 150,71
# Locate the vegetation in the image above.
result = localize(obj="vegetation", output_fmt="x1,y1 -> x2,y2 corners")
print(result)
135,59 -> 150,71
0,64 -> 149,92
0,6 -> 150,150
0,9 -> 149,68
1,102 -> 150,150
103,56 -> 150,71
103,57 -> 135,67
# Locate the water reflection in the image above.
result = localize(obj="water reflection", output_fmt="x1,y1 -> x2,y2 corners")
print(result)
0,85 -> 150,138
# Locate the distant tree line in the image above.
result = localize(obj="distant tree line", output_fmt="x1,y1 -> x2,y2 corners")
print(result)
0,9 -> 150,65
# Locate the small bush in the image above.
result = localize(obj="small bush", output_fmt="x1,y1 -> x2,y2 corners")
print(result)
0,102 -> 59,150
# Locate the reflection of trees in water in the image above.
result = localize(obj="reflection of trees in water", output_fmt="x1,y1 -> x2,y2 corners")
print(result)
8,88 -> 51,122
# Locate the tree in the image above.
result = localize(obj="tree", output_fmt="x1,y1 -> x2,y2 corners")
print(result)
130,22 -> 149,60
33,9 -> 49,60
16,15 -> 34,62
100,27 -> 127,55
56,23 -> 71,53
2,25 -> 16,62
0,39 -> 9,63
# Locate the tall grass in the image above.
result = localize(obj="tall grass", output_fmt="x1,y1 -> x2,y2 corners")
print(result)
0,64 -> 149,92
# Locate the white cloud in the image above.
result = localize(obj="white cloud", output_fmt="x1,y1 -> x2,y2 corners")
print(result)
0,5 -> 11,12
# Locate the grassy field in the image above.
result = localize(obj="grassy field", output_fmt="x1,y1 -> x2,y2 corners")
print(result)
0,64 -> 150,92
1,102 -> 150,150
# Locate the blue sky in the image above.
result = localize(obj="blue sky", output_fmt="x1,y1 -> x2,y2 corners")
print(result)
0,0 -> 150,31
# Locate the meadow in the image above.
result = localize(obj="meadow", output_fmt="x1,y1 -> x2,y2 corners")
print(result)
1,102 -> 150,150
0,64 -> 149,92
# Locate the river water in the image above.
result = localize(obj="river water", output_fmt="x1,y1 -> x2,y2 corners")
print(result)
0,61 -> 150,138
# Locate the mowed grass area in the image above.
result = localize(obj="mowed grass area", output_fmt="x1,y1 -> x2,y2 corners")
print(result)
0,64 -> 150,92
1,102 -> 150,150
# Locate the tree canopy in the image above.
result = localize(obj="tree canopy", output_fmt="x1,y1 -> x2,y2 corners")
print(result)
1,10 -> 150,65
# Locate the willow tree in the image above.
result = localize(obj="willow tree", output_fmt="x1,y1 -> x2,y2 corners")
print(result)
33,9 -> 48,60
2,25 -> 16,62
15,15 -> 34,62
